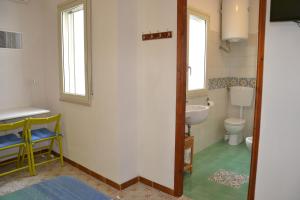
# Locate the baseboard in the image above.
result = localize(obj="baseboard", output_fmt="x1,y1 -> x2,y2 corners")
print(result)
50,151 -> 125,190
121,177 -> 139,190
138,176 -> 174,196
52,152 -> 175,195
1,151 -> 174,196
61,155 -> 142,190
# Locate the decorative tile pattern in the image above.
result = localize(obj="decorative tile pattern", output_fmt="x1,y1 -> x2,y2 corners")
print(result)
238,78 -> 257,88
208,169 -> 249,189
208,78 -> 226,90
248,78 -> 257,88
228,77 -> 239,87
208,77 -> 256,90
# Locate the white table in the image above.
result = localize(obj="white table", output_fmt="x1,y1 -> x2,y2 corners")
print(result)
0,107 -> 50,122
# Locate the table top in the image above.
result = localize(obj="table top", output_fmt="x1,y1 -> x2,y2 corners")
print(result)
0,107 -> 50,121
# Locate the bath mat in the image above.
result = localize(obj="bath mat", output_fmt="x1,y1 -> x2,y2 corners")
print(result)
1,176 -> 111,200
208,169 -> 249,189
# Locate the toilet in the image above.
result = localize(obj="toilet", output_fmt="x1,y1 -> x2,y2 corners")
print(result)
224,86 -> 254,145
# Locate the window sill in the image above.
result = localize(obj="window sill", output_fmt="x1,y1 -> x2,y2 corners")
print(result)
187,89 -> 208,98
59,94 -> 91,106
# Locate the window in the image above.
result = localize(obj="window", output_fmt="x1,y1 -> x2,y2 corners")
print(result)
187,10 -> 208,97
58,0 -> 91,105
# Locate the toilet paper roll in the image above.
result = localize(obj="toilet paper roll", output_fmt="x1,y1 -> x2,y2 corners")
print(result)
184,149 -> 191,164
185,125 -> 188,134
208,101 -> 215,107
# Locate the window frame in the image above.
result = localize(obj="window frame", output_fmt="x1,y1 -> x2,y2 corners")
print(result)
187,8 -> 209,98
57,0 -> 92,106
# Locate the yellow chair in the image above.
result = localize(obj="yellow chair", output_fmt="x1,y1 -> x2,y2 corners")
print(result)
0,120 -> 33,177
26,114 -> 64,175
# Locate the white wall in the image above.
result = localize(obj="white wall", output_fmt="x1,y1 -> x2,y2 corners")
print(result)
0,0 -> 177,188
117,0 -> 139,183
0,0 -> 47,110
255,0 -> 300,199
1,0 -> 182,190
43,0 -> 138,184
43,0 -> 177,187
136,0 -> 177,189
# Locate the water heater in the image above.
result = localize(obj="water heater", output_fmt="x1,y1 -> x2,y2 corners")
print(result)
222,0 -> 249,42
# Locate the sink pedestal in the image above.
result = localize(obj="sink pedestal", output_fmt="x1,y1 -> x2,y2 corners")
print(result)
186,124 -> 192,136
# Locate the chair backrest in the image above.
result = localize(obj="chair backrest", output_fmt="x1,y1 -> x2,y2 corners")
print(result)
0,120 -> 27,132
27,114 -> 61,133
0,120 -> 27,139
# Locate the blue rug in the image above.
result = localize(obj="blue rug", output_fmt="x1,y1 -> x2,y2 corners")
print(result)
0,176 -> 111,200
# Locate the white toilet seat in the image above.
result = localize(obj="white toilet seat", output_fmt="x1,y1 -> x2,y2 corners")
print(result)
224,118 -> 246,145
224,118 -> 246,126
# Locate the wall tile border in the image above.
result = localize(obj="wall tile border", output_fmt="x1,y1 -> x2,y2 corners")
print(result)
208,77 -> 256,90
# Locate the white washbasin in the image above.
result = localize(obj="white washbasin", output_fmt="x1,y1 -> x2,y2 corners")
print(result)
185,105 -> 209,125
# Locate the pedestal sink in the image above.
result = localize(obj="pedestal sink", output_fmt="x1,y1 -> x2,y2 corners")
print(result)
185,105 -> 209,125
184,105 -> 210,165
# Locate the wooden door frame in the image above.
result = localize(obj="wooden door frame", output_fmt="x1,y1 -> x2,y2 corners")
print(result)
174,0 -> 267,199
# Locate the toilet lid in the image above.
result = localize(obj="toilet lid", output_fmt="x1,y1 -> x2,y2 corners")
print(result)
225,118 -> 246,125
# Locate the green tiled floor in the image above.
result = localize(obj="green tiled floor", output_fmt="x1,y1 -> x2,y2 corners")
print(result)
184,141 -> 251,200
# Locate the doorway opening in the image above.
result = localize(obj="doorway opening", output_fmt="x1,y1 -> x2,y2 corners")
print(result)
174,0 -> 267,199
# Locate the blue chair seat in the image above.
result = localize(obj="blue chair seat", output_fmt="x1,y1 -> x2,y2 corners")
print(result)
0,134 -> 23,148
19,128 -> 56,141
30,128 -> 56,141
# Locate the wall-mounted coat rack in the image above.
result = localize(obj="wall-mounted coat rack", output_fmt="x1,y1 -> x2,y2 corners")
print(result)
142,31 -> 172,41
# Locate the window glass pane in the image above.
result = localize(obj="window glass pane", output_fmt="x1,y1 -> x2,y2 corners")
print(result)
62,12 -> 70,93
68,12 -> 75,94
188,15 -> 206,91
61,5 -> 85,96
74,9 -> 85,96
